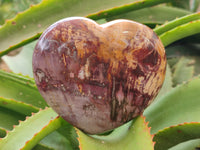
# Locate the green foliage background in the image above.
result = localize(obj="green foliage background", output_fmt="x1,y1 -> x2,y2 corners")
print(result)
0,0 -> 200,150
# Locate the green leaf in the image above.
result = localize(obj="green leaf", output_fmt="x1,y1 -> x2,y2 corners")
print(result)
2,41 -> 36,77
0,97 -> 39,116
33,143 -> 55,150
169,139 -> 200,150
107,6 -> 191,26
56,123 -> 79,150
0,70 -> 47,108
0,0 -> 172,57
39,131 -> 74,150
0,108 -> 63,150
77,116 -> 154,150
38,116 -> 78,150
172,56 -> 195,86
0,107 -> 25,130
154,122 -> 200,150
154,12 -> 200,35
169,0 -> 190,11
153,64 -> 173,102
165,43 -> 200,76
144,76 -> 200,134
0,127 -> 7,138
160,19 -> 200,46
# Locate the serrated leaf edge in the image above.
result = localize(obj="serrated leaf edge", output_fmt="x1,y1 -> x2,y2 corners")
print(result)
0,107 -> 61,150
77,115 -> 155,150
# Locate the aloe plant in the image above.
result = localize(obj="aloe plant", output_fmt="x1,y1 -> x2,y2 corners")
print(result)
0,0 -> 200,149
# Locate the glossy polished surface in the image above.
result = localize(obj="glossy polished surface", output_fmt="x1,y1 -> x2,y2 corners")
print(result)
33,17 -> 166,134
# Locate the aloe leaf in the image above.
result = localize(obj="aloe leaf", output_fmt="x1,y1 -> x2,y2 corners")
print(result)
88,0 -> 173,20
154,122 -> 200,150
0,0 -> 42,25
77,116 -> 154,150
160,19 -> 200,46
0,107 -> 25,130
33,143 -> 55,150
165,43 -> 200,76
0,70 -> 47,108
56,123 -> 79,150
169,139 -> 200,150
144,76 -> 200,134
172,57 -> 195,86
107,6 -> 190,27
0,127 -> 6,138
0,108 -> 66,150
154,12 -> 200,35
2,41 -> 36,77
0,97 -> 39,116
153,64 -> 173,102
0,0 -> 172,57
169,0 -> 190,10
39,131 -> 74,150
38,117 -> 78,150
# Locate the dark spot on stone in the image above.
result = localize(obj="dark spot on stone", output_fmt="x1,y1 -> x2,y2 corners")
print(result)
131,65 -> 145,76
40,79 -> 48,91
35,69 -> 49,91
142,50 -> 160,67
132,90 -> 151,107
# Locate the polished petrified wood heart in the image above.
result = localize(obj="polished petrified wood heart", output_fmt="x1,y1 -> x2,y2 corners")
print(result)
32,17 -> 166,134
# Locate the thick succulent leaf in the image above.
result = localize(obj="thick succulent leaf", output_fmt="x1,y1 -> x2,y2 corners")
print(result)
144,76 -> 200,134
154,122 -> 200,150
169,139 -> 200,150
0,0 -> 41,25
107,6 -> 190,26
154,12 -> 200,35
165,43 -> 200,76
39,131 -> 74,150
0,127 -> 7,138
169,0 -> 190,11
0,70 -> 47,108
153,64 -> 173,102
0,107 -> 25,130
56,123 -> 79,150
0,108 -> 66,150
172,57 -> 195,86
160,19 -> 200,46
0,0 -> 172,56
33,143 -> 55,150
77,116 -> 154,150
0,97 -> 39,116
39,118 -> 78,150
2,41 -> 36,77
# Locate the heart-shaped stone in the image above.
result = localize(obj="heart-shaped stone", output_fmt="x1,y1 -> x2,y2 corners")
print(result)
32,17 -> 166,134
